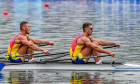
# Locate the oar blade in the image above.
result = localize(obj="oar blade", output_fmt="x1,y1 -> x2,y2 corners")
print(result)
0,63 -> 6,72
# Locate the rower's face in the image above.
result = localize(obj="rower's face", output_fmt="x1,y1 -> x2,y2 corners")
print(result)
25,23 -> 30,34
87,25 -> 93,36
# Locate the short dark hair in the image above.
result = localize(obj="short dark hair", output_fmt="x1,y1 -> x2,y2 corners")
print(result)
82,22 -> 92,32
20,21 -> 28,30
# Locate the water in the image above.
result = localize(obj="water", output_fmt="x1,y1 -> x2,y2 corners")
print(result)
1,70 -> 140,84
0,0 -> 140,83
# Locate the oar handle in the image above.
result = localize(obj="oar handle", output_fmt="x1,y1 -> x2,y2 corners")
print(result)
102,45 -> 117,49
33,52 -> 69,58
38,43 -> 48,47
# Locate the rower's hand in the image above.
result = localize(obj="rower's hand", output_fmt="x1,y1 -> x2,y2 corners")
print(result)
114,43 -> 120,48
48,41 -> 54,45
109,52 -> 116,57
43,50 -> 50,54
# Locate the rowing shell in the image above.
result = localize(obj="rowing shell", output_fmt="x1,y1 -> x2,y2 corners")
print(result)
2,62 -> 140,71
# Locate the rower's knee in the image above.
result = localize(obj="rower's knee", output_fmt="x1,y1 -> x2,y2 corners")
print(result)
92,41 -> 99,46
29,40 -> 34,44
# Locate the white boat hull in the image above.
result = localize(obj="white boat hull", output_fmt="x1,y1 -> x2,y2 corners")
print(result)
3,62 -> 140,71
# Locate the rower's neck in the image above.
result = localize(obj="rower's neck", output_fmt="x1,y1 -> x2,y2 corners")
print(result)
20,31 -> 27,36
83,32 -> 89,37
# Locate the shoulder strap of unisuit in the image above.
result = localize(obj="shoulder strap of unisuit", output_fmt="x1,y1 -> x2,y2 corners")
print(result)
14,33 -> 23,44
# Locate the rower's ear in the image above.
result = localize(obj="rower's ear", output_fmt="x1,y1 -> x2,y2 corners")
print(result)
22,27 -> 25,30
84,28 -> 88,32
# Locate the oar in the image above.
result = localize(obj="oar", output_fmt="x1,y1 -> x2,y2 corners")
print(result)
0,45 -> 117,60
40,54 -> 111,63
72,55 -> 111,61
1,51 -> 69,60
0,45 -> 117,55
0,54 -> 112,72
82,55 -> 111,59
130,54 -> 140,56
0,53 -> 69,71
0,43 -> 49,55
1,53 -> 44,60
102,45 -> 118,49
38,43 -> 49,47
40,53 -> 69,63
33,46 -> 117,58
0,51 -> 8,54
33,51 -> 69,58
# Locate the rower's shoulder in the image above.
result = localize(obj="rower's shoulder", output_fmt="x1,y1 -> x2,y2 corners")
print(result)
80,36 -> 91,43
16,35 -> 28,40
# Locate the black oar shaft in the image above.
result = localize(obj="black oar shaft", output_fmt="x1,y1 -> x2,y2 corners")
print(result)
0,57 -> 4,59
0,51 -> 7,54
38,43 -> 48,47
6,53 -> 43,57
3,53 -> 43,59
102,45 -> 117,49
34,52 -> 69,58
0,43 -> 49,55
82,55 -> 111,59
40,53 -> 69,63
1,45 -> 116,60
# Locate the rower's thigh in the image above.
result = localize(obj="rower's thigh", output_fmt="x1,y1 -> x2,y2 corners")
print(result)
80,47 -> 92,57
18,40 -> 34,55
81,40 -> 100,57
17,45 -> 29,55
91,41 -> 100,55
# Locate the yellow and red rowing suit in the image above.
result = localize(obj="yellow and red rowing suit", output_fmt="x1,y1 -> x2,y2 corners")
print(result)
70,34 -> 87,64
8,33 -> 24,63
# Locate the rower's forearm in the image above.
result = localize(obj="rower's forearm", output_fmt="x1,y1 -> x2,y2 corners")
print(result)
33,39 -> 49,44
99,40 -> 115,46
29,43 -> 44,51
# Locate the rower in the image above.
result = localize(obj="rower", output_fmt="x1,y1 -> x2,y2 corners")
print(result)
7,21 -> 54,63
70,22 -> 120,64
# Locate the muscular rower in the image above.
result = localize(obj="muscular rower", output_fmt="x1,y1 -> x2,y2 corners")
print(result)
8,21 -> 54,63
70,22 -> 120,64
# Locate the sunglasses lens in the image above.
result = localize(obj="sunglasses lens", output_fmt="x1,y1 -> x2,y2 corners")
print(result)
91,28 -> 93,30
